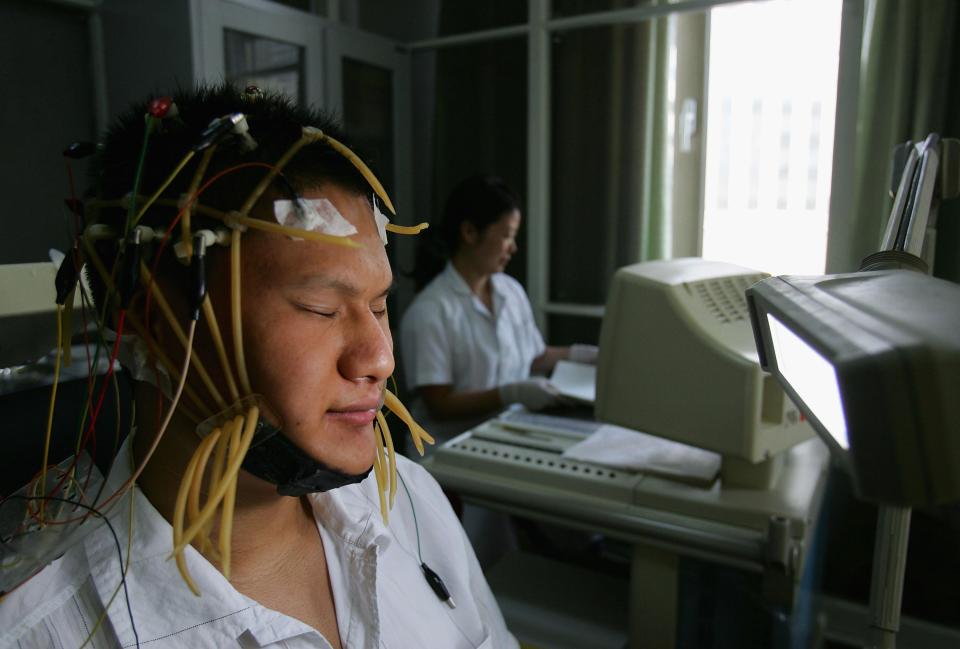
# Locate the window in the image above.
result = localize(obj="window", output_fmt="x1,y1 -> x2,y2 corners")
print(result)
223,29 -> 305,103
701,0 -> 842,275
408,0 -> 845,341
411,37 -> 528,285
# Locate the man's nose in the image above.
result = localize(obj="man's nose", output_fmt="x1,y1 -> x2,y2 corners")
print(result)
339,311 -> 395,383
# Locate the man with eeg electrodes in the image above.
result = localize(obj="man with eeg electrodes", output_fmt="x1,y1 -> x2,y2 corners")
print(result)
0,85 -> 517,649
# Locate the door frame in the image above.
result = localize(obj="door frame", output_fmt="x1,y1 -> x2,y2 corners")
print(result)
326,23 -> 415,310
190,0 -> 326,108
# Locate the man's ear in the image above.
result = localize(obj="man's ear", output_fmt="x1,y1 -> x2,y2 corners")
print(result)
460,220 -> 478,246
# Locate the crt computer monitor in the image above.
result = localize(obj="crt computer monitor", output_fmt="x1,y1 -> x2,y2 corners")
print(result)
595,258 -> 815,488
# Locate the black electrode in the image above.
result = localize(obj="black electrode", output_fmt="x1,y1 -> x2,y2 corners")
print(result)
190,234 -> 208,321
421,562 -> 456,609
117,231 -> 142,309
54,250 -> 81,306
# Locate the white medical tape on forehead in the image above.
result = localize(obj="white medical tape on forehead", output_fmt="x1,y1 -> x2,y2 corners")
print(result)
372,194 -> 389,245
273,198 -> 358,239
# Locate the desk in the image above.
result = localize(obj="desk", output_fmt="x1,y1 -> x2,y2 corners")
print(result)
422,413 -> 831,649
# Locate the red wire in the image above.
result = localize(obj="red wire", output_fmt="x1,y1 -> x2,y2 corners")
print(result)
75,283 -> 100,495
84,310 -> 125,447
142,161 -> 274,338
63,153 -> 99,459
141,161 -> 274,429
75,309 -> 125,494
90,161 -> 275,509
34,161 -> 274,510
43,310 -> 126,501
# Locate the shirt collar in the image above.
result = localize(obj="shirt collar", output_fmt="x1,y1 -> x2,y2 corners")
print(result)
441,262 -> 510,316
440,261 -> 473,296
82,436 -> 378,648
306,481 -> 391,649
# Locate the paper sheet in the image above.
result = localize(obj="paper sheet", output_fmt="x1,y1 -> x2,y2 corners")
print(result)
562,424 -> 722,485
550,360 -> 596,405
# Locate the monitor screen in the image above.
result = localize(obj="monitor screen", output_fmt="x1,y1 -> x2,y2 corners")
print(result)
747,269 -> 960,505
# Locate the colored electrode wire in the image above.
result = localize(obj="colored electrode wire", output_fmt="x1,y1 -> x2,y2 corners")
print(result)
171,404 -> 259,592
72,257 -> 117,454
90,193 -> 368,248
384,222 -> 429,235
178,146 -> 217,261
383,389 -> 435,455
39,309 -> 126,506
92,159 -> 274,515
123,117 -> 156,237
201,295 -> 239,403
77,472 -> 137,649
163,128 -> 428,590
37,305 -> 65,524
94,320 -> 197,513
229,229 -> 251,396
376,413 -> 398,508
75,309 -> 127,496
398,471 -> 455,609
132,150 -> 195,226
139,262 -> 226,409
73,273 -> 100,451
137,162 -> 280,417
65,277 -> 124,521
6,495 -> 140,648
372,417 -> 389,524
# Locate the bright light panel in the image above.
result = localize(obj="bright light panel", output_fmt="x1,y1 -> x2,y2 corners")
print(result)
767,313 -> 848,448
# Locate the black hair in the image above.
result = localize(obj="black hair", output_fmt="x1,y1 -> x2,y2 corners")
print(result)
411,174 -> 520,291
86,82 -> 374,313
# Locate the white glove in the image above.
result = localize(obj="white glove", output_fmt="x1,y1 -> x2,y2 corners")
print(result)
499,377 -> 565,411
568,343 -> 599,365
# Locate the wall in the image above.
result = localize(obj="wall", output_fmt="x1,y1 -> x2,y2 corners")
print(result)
0,0 -> 197,266
100,0 -> 194,118
0,1 -> 96,264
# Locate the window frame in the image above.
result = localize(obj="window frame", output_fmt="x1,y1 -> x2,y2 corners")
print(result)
407,0 -> 747,336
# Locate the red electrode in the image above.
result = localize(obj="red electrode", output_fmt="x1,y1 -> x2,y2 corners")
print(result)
148,96 -> 175,119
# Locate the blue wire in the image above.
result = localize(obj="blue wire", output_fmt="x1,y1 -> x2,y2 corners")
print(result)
7,495 -> 139,648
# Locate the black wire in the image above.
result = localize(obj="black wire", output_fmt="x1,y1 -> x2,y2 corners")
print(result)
5,495 -> 140,648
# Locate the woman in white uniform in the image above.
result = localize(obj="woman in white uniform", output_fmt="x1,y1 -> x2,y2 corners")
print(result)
400,175 -> 598,443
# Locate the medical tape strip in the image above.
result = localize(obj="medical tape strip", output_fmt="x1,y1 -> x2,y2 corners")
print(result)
372,194 -> 389,245
273,198 -> 357,240
105,330 -> 174,400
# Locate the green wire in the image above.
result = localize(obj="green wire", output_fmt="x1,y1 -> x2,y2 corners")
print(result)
398,470 -> 423,562
124,116 -> 156,237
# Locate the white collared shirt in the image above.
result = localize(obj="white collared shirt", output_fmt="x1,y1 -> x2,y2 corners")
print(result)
399,263 -> 545,440
0,438 -> 517,649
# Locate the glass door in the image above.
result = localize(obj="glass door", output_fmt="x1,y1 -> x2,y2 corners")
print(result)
326,24 -> 413,308
191,0 -> 324,106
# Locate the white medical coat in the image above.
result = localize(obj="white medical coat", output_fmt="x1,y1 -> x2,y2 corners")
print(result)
0,438 -> 517,649
399,263 -> 545,440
